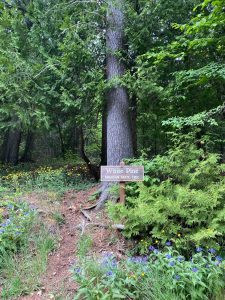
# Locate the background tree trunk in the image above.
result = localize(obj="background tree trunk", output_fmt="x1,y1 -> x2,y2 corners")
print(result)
1,128 -> 21,165
79,127 -> 100,181
57,121 -> 65,158
20,130 -> 34,162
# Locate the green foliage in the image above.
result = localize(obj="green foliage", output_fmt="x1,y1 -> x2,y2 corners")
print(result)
72,247 -> 225,300
108,133 -> 225,252
0,164 -> 95,193
1,219 -> 56,299
0,187 -> 56,299
133,0 -> 225,154
76,234 -> 93,258
145,247 -> 225,300
52,212 -> 65,226
0,200 -> 35,258
162,106 -> 222,128
72,254 -> 169,300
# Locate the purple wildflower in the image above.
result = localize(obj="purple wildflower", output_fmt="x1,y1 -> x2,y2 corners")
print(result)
208,248 -> 216,254
103,252 -> 113,258
75,267 -> 81,274
216,256 -> 223,262
177,256 -> 184,262
128,257 -> 136,263
166,241 -> 172,246
175,275 -> 180,280
154,249 -> 159,254
196,247 -> 203,253
141,256 -> 148,263
111,259 -> 117,267
169,261 -> 175,267
165,254 -> 172,259
132,256 -> 148,264
149,246 -> 155,251
192,267 -> 198,273
106,270 -> 113,276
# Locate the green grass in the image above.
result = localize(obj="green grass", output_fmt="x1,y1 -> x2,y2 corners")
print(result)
52,212 -> 65,226
136,272 -> 180,300
76,234 -> 93,258
0,163 -> 97,299
0,219 -> 56,299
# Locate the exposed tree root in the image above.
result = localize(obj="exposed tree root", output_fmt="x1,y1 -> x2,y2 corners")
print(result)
95,182 -> 118,210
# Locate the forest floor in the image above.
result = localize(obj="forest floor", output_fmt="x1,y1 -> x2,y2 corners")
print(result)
18,186 -> 127,300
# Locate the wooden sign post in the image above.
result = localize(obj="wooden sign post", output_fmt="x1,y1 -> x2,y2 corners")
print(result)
119,161 -> 126,205
100,162 -> 144,204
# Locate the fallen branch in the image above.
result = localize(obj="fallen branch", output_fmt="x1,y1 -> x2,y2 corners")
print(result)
75,223 -> 125,231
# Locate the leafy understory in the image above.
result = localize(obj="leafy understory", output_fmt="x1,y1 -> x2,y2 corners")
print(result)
0,196 -> 56,299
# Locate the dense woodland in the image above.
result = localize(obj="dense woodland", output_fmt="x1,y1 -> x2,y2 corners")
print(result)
0,0 -> 225,299
0,0 -> 224,167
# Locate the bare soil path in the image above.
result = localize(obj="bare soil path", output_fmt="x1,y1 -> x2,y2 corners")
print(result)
19,186 -> 127,300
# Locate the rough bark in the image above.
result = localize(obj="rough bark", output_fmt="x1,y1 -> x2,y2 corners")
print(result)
1,128 -> 21,165
20,130 -> 34,162
57,121 -> 65,158
79,127 -> 100,181
100,99 -> 107,166
96,0 -> 134,209
106,0 -> 133,165
68,126 -> 80,153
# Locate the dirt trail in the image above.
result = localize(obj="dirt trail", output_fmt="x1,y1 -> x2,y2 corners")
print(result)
19,187 -> 126,300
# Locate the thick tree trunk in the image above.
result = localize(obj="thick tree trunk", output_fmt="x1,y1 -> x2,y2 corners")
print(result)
20,130 -> 34,162
96,0 -> 134,209
106,0 -> 133,165
1,128 -> 21,165
100,99 -> 107,166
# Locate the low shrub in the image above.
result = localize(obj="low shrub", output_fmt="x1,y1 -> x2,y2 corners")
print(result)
1,219 -> 56,299
72,245 -> 225,300
0,194 -> 56,299
0,199 -> 35,259
0,164 -> 94,192
108,133 -> 225,253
